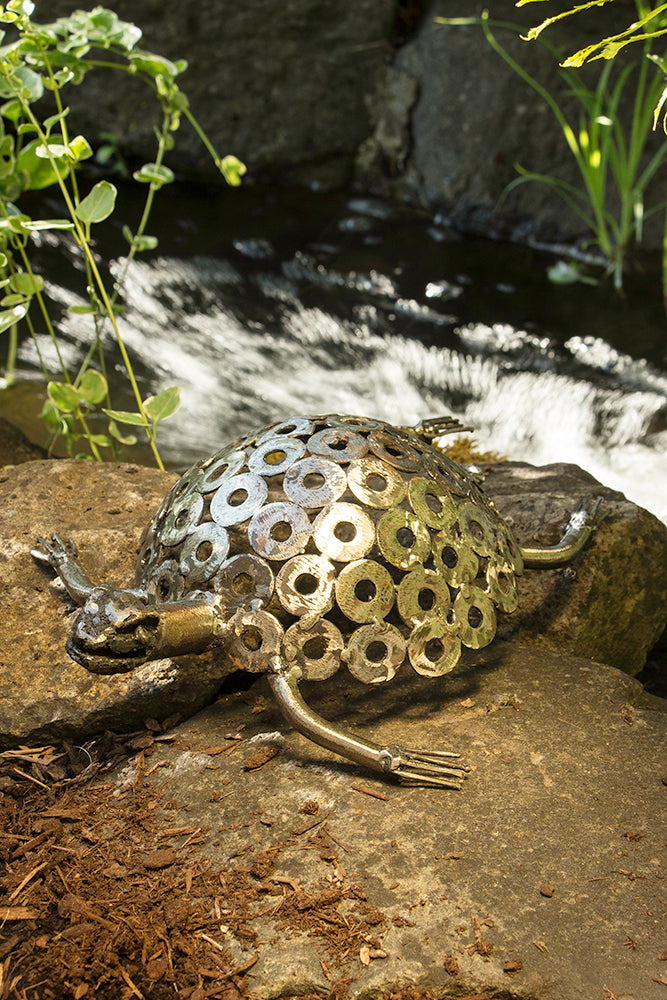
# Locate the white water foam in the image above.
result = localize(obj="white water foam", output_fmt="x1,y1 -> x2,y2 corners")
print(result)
25,255 -> 667,524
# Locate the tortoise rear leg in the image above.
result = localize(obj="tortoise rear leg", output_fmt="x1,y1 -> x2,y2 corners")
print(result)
268,663 -> 468,789
520,496 -> 604,568
32,533 -> 97,605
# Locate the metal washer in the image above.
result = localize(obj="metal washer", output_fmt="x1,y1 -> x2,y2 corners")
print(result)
283,619 -> 344,681
283,456 -> 347,509
168,465 -> 206,502
179,522 -> 229,585
408,618 -> 462,677
307,427 -> 369,462
160,491 -> 205,547
199,449 -> 247,493
227,609 -> 284,673
146,558 -> 184,602
247,437 -> 306,477
210,472 -> 268,526
486,554 -> 519,613
312,502 -> 375,562
457,501 -> 497,558
345,623 -> 406,685
248,501 -> 312,561
368,429 -> 420,472
432,529 -> 479,587
214,553 -> 274,614
396,566 -> 450,627
377,508 -> 431,570
407,476 -> 457,530
255,416 -> 315,444
347,456 -> 405,509
335,559 -> 395,624
275,554 -> 336,617
454,586 -> 497,649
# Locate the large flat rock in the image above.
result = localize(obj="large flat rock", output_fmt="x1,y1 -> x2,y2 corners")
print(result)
1,456 -> 664,746
124,642 -> 667,999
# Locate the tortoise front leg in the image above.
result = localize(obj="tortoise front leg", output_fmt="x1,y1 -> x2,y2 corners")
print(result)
31,533 -> 97,605
268,662 -> 468,789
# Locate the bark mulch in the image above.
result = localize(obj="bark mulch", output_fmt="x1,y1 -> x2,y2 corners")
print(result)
0,728 -> 423,1000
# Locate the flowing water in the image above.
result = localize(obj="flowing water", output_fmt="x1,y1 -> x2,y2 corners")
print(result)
4,186 -> 667,523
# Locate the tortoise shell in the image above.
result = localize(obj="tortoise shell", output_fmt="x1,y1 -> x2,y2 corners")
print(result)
136,415 -> 523,683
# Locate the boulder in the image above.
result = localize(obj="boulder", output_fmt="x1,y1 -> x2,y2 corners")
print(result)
40,0 -> 665,243
44,0 -> 396,190
484,461 -> 667,675
0,459 -> 237,749
114,643 -> 667,999
0,456 -> 665,747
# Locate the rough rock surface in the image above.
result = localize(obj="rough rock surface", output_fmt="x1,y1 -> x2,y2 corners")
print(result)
485,461 -> 667,674
45,0 -> 396,190
41,0 -> 663,242
1,456 -> 665,748
0,459 -> 240,748
123,645 -> 667,999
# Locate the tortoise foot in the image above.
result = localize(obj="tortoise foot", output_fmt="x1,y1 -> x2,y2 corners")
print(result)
380,744 -> 469,789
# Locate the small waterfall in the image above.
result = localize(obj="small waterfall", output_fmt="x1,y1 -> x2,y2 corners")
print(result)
16,195 -> 667,525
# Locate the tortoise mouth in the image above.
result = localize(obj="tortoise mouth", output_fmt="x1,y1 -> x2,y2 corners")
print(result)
66,638 -> 149,675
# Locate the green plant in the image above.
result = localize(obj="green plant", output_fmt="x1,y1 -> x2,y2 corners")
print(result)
0,1 -> 245,466
438,8 -> 667,291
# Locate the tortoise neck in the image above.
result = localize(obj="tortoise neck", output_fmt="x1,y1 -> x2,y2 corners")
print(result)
154,597 -> 222,658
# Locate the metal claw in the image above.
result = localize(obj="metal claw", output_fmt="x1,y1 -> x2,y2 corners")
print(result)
380,745 -> 469,789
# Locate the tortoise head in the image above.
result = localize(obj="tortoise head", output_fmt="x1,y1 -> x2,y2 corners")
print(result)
68,585 -> 221,674
67,585 -> 163,674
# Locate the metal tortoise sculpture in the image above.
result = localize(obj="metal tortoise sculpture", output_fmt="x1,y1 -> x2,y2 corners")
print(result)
33,413 -> 601,789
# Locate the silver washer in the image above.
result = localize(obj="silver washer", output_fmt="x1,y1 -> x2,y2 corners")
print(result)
146,559 -> 184,602
214,553 -> 274,614
283,456 -> 347,508
308,427 -> 369,462
345,623 -> 406,685
160,491 -> 204,547
248,501 -> 312,560
199,449 -> 247,493
283,619 -> 344,681
312,502 -> 375,562
247,437 -> 307,476
255,416 -> 315,444
226,610 -> 284,673
179,522 -> 229,585
210,472 -> 268,527
275,554 -> 336,617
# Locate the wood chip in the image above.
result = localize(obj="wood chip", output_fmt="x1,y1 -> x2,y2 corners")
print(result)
351,783 -> 388,800
0,906 -> 40,921
142,848 -> 178,870
504,956 -> 524,975
242,745 -> 279,770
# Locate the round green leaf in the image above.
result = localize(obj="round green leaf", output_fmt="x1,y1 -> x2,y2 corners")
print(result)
132,163 -> 174,188
10,271 -> 43,295
0,303 -> 25,333
16,138 -> 70,190
102,407 -> 147,427
68,135 -> 93,162
143,385 -> 181,424
48,380 -> 81,412
77,369 -> 107,405
74,180 -> 117,224
108,419 -> 138,446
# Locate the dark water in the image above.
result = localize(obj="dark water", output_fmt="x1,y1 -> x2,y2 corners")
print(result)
3,184 -> 666,522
